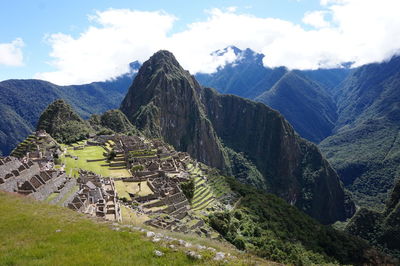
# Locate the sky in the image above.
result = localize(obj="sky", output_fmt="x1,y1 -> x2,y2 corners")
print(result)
1,0 -> 400,85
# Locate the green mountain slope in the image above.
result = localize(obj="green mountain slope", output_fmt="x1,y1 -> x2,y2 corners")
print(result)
0,103 -> 33,155
256,71 -> 338,143
121,50 -> 355,224
320,56 -> 400,208
345,179 -> 400,258
89,109 -> 139,135
210,176 -> 395,265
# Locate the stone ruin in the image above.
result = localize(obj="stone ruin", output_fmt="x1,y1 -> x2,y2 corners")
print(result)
0,156 -> 74,202
112,136 -> 216,234
68,170 -> 121,222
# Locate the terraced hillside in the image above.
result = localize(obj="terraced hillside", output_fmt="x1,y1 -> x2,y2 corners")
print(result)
11,132 -> 60,159
186,163 -> 236,212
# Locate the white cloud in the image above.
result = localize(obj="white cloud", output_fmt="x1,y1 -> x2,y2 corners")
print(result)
35,9 -> 176,85
0,38 -> 24,66
37,1 -> 400,85
302,11 -> 330,28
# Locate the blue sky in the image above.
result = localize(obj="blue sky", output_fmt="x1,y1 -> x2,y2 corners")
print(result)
1,0 -> 400,84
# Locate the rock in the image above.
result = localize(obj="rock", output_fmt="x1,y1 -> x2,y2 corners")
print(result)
178,239 -> 186,246
111,227 -> 120,231
154,250 -> 164,257
152,237 -> 161,243
196,244 -> 206,250
146,231 -> 155,238
207,247 -> 216,252
55,229 -> 62,233
186,251 -> 202,260
169,244 -> 176,249
214,252 -> 225,261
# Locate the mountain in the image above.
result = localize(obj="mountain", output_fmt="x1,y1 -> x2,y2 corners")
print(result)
195,47 -> 349,143
36,99 -> 92,144
299,67 -> 351,93
345,179 -> 400,258
320,55 -> 400,208
0,62 -> 138,155
121,50 -> 355,224
256,71 -> 338,143
196,46 -> 288,99
121,50 -> 227,170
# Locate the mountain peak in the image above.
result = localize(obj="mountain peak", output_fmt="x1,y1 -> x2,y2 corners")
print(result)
36,99 -> 92,143
148,50 -> 181,68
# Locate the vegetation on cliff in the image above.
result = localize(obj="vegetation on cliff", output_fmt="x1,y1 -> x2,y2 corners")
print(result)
89,109 -> 139,135
36,99 -> 92,144
320,55 -> 400,209
345,179 -> 400,258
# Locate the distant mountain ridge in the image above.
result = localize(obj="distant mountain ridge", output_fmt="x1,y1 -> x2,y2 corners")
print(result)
0,62 -> 139,155
121,50 -> 355,224
256,71 -> 338,142
196,46 -> 288,99
195,46 -> 349,143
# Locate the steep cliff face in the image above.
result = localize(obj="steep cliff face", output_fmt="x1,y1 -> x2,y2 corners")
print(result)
120,51 -> 227,170
201,88 -> 354,223
120,50 -> 354,224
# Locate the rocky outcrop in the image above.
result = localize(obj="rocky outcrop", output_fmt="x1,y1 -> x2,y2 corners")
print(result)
120,50 -> 355,224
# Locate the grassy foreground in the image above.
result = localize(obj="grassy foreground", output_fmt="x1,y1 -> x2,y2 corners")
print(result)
0,192 -> 263,266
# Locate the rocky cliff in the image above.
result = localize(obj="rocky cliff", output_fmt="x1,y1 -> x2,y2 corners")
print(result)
120,50 -> 355,224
